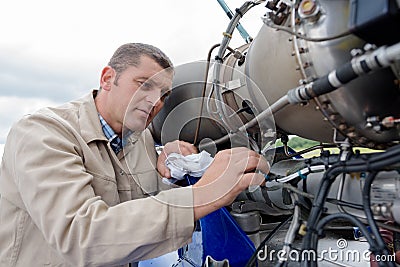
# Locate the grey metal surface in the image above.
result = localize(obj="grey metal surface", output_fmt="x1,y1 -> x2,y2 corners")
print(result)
150,61 -> 227,147
246,0 -> 400,147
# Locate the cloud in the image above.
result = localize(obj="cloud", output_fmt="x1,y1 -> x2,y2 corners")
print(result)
0,47 -> 97,102
0,96 -> 61,143
0,0 -> 267,145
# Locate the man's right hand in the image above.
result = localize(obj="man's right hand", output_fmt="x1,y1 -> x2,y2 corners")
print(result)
192,147 -> 269,220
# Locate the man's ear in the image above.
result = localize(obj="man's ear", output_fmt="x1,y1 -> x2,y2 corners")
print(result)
100,66 -> 114,91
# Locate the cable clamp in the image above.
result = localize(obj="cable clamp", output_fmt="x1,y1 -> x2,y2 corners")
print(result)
235,8 -> 243,17
214,55 -> 223,62
298,170 -> 307,180
222,32 -> 232,38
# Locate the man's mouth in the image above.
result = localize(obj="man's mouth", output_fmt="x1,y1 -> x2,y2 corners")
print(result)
137,108 -> 150,116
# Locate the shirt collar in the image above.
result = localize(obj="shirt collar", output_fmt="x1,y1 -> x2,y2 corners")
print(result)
98,114 -> 124,154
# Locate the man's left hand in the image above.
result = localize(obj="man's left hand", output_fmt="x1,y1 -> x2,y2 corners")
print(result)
157,140 -> 198,178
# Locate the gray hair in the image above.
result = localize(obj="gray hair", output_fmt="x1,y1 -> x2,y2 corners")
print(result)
108,43 -> 174,85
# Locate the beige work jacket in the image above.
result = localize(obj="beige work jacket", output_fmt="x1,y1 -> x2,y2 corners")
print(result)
0,92 -> 194,267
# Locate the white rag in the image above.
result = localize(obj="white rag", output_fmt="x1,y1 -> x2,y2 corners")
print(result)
165,150 -> 214,180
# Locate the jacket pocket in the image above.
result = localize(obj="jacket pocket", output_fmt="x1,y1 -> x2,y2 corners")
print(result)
87,171 -> 120,205
130,169 -> 160,197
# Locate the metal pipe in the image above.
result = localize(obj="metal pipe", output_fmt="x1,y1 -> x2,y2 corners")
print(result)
216,0 -> 253,43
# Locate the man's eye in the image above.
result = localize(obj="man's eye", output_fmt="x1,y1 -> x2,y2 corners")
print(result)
140,82 -> 153,90
160,91 -> 171,101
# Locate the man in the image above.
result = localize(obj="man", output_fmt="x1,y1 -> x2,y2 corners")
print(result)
0,43 -> 268,266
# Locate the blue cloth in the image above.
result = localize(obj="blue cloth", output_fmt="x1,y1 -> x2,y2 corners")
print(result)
98,114 -> 123,154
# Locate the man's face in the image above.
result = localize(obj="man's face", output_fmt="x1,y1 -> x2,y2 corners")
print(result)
105,56 -> 173,134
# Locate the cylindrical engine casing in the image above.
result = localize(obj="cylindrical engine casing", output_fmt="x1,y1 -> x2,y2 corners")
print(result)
245,0 -> 400,148
151,0 -> 400,150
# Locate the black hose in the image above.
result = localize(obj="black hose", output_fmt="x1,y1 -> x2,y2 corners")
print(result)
315,213 -> 395,267
301,144 -> 400,266
362,172 -> 395,267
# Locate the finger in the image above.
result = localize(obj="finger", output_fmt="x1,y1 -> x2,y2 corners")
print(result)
179,142 -> 198,155
164,140 -> 196,155
157,162 -> 171,178
178,145 -> 194,156
228,147 -> 252,154
186,144 -> 198,154
216,147 -> 257,163
255,156 -> 270,174
164,167 -> 171,178
179,140 -> 198,152
235,153 -> 261,172
230,148 -> 261,161
156,152 -> 168,177
237,150 -> 270,174
157,160 -> 166,176
242,173 -> 265,188
214,147 -> 249,159
249,172 -> 266,186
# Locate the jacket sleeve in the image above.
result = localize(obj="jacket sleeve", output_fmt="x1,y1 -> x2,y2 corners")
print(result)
8,112 -> 195,266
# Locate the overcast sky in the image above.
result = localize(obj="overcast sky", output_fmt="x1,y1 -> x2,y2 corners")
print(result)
0,0 -> 267,147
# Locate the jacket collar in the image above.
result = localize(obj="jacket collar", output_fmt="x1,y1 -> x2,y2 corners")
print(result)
78,90 -> 108,144
78,90 -> 142,148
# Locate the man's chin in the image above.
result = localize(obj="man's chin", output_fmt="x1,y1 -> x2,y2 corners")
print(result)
123,123 -> 146,133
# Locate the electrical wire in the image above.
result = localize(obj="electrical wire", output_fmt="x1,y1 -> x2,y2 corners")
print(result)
315,213 -> 396,267
276,165 -> 326,183
282,142 -> 338,158
277,193 -> 300,266
362,172 -> 392,260
267,181 -> 364,210
193,43 -> 221,145
375,221 -> 400,234
207,0 -> 263,151
201,95 -> 289,149
316,213 -> 377,252
326,199 -> 363,210
301,145 -> 400,266
336,173 -> 346,212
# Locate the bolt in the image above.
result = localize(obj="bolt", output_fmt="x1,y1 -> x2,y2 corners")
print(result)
363,43 -> 376,52
350,48 -> 363,57
298,47 -> 307,53
339,123 -> 347,131
347,132 -> 357,138
299,0 -> 317,15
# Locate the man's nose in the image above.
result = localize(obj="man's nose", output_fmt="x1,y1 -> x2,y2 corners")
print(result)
146,89 -> 161,105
